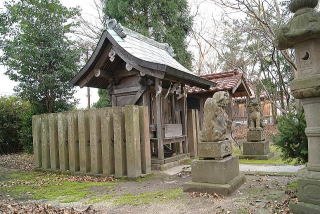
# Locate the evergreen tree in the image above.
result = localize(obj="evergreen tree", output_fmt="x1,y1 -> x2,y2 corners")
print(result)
103,0 -> 193,68
92,89 -> 111,108
0,0 -> 81,113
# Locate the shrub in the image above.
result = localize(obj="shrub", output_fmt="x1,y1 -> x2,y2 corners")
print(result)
274,111 -> 308,164
0,96 -> 32,154
93,89 -> 111,109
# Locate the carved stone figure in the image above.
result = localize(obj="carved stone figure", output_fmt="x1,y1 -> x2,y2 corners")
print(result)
247,98 -> 263,130
201,91 -> 231,142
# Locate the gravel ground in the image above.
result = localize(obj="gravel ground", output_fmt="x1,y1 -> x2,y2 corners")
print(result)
0,154 -> 298,214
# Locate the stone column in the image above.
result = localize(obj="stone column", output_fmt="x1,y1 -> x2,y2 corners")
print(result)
276,1 -> 320,212
183,92 -> 245,195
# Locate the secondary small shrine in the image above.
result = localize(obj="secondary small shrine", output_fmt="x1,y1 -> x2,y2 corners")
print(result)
71,19 -> 214,170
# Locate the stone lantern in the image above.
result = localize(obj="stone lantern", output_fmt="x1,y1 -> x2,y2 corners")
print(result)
276,0 -> 320,213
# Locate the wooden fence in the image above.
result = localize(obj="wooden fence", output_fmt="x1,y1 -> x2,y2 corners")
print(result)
187,109 -> 200,157
32,105 -> 151,178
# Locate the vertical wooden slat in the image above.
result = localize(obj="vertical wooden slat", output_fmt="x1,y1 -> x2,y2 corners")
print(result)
155,78 -> 164,163
58,113 -> 69,171
125,105 -> 142,178
41,115 -> 50,169
78,110 -> 90,173
187,109 -> 198,157
32,115 -> 42,168
195,110 -> 200,156
49,113 -> 59,169
101,108 -> 115,175
139,106 -> 151,174
182,85 -> 188,154
113,107 -> 127,177
68,112 -> 79,172
90,110 -> 102,174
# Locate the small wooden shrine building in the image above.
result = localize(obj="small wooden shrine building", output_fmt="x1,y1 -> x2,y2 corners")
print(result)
71,20 -> 214,169
187,70 -> 251,128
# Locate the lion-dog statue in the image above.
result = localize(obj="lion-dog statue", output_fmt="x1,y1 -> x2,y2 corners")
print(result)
201,91 -> 231,142
247,98 -> 264,130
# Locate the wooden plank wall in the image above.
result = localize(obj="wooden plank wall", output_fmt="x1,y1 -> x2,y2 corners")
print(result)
32,106 -> 151,178
187,109 -> 200,157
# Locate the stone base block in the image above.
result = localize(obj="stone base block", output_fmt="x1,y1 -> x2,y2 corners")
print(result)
247,130 -> 265,141
191,156 -> 239,184
198,140 -> 232,159
296,168 -> 320,205
239,152 -> 274,160
290,202 -> 320,214
183,173 -> 246,195
289,168 -> 320,214
242,140 -> 270,156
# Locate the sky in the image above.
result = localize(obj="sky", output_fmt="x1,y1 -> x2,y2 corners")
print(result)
0,0 -> 222,108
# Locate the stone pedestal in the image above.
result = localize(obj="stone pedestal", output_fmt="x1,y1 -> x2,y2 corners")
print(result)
290,168 -> 320,214
198,140 -> 232,159
240,129 -> 273,160
183,156 -> 245,195
247,129 -> 265,141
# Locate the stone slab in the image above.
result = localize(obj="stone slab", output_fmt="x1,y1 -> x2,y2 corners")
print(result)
198,140 -> 232,159
297,177 -> 320,205
247,130 -> 265,141
191,156 -> 239,184
239,152 -> 274,160
183,173 -> 246,196
290,201 -> 320,214
242,140 -> 270,156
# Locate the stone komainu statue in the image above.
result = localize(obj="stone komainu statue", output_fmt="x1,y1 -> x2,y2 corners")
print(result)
201,91 -> 231,142
247,98 -> 263,130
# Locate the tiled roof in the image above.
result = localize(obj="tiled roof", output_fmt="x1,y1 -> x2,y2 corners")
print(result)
187,70 -> 246,94
108,25 -> 191,74
71,19 -> 214,89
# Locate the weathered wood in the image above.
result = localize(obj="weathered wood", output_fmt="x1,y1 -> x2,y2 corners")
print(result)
164,124 -> 183,138
78,110 -> 91,173
68,112 -> 80,172
187,109 -> 198,157
155,78 -> 164,161
124,105 -> 142,178
101,108 -> 115,175
111,95 -> 116,107
41,115 -> 50,169
181,86 -> 188,153
90,110 -> 102,174
139,106 -> 151,174
32,115 -> 42,168
78,44 -> 112,88
58,113 -> 69,171
113,108 -> 127,177
113,86 -> 142,95
195,110 -> 201,156
48,113 -> 59,169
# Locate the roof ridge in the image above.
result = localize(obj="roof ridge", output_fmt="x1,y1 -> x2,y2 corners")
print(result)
200,70 -> 241,78
107,19 -> 176,57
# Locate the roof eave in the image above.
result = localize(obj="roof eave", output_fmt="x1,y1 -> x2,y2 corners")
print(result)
71,31 -> 109,86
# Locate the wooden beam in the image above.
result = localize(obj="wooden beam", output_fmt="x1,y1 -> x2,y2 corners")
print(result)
181,85 -> 188,154
78,44 -> 112,88
114,49 -> 165,79
112,86 -> 142,95
130,88 -> 145,105
155,78 -> 164,161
